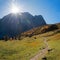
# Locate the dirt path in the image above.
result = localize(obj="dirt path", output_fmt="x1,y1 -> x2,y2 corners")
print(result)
30,37 -> 49,60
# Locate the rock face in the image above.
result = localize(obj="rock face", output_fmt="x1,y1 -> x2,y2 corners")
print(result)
0,12 -> 46,39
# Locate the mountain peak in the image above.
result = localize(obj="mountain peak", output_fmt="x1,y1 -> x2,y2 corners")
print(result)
0,12 -> 46,39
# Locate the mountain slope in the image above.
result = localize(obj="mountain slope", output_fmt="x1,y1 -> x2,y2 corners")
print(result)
0,12 -> 46,39
0,28 -> 60,60
21,23 -> 60,37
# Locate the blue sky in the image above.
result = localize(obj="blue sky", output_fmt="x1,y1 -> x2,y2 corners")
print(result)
0,0 -> 60,24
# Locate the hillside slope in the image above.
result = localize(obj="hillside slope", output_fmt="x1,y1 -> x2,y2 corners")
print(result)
21,23 -> 60,37
0,28 -> 60,60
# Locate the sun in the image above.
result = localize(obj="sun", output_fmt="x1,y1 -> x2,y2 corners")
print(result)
11,4 -> 19,14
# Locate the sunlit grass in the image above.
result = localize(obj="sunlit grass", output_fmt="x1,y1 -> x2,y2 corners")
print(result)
46,33 -> 60,60
0,36 -> 44,60
0,31 -> 60,60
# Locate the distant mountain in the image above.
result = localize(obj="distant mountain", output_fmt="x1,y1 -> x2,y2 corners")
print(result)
21,23 -> 60,37
0,12 -> 46,39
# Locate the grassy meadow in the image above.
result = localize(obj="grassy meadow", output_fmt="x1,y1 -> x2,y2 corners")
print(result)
38,31 -> 60,60
46,33 -> 60,60
0,36 -> 44,60
0,30 -> 60,60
